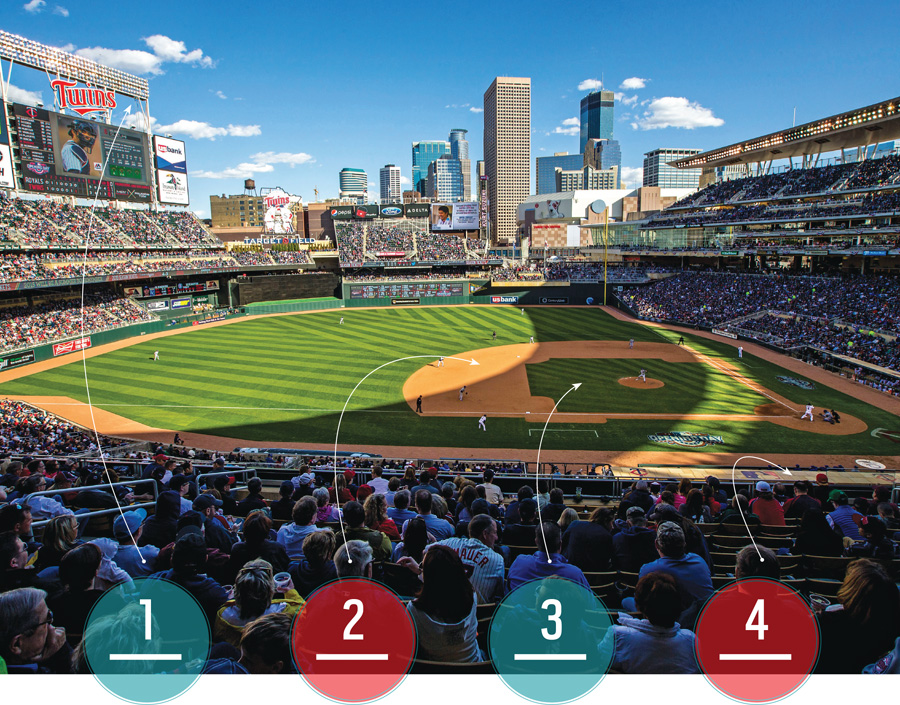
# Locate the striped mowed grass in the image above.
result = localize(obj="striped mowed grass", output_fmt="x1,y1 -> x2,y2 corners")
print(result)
0,306 -> 894,454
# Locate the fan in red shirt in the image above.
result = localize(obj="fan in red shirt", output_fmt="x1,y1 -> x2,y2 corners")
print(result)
749,481 -> 785,526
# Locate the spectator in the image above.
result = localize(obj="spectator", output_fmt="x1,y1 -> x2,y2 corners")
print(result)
624,481 -> 654,514
226,512 -> 290,582
204,612 -> 294,674
335,501 -> 392,562
502,498 -> 540,546
846,516 -> 897,559
602,572 -> 698,673
367,466 -> 390,495
0,587 -> 71,673
112,509 -> 158,578
236,478 -> 268,517
34,514 -> 81,572
561,507 -> 614,573
558,507 -> 580,532
276,496 -> 319,559
791,509 -> 845,556
290,530 -> 337,598
750,481 -> 785,526
504,485 -> 535,525
680,489 -> 712,524
432,514 -> 505,603
507,522 -> 590,590
363,493 -> 400,542
479,470 -> 503,505
47,543 -> 107,639
270,481 -> 295,521
392,516 -> 430,563
387,489 -> 416,528
312,487 -> 341,524
633,521 -> 713,608
612,506 -> 658,573
783,481 -> 821,520
193,494 -> 237,554
138,491 -> 181,549
403,545 -> 481,662
827,490 -> 864,541
335,540 -> 374,579
409,490 -> 453,541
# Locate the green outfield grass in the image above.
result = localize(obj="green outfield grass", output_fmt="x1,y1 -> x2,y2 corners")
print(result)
1,306 -> 898,455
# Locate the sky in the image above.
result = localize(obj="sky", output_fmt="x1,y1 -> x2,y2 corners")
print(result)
4,0 -> 900,219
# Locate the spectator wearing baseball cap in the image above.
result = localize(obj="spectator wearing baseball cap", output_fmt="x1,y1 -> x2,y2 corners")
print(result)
236,478 -> 268,517
812,472 -> 832,506
212,476 -> 238,516
193,494 -> 238,555
112,509 -> 158,578
826,490 -> 864,541
749,481 -> 785,526
168,475 -> 193,515
783,481 -> 822,520
630,522 -> 713,609
612,506 -> 658,573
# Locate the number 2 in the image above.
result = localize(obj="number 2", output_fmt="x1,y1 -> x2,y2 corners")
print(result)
343,599 -> 364,641
745,599 -> 768,640
541,599 -> 562,641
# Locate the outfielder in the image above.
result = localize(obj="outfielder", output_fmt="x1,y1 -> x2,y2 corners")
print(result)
153,350 -> 159,361
530,336 -> 534,344
339,317 -> 344,325
738,346 -> 743,359
801,403 -> 814,421
478,414 -> 487,431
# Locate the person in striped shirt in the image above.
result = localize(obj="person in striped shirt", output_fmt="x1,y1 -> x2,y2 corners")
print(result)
432,515 -> 505,603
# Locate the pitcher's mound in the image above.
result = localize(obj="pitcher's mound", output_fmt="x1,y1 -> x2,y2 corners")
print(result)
619,377 -> 664,389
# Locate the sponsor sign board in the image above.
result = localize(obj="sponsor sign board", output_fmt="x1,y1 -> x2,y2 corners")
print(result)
205,280 -> 220,290
379,204 -> 404,218
404,203 -> 430,219
0,350 -> 35,370
50,79 -> 116,115
532,198 -> 573,220
431,202 -> 478,231
329,205 -> 354,220
540,297 -> 569,304
856,459 -> 886,470
648,432 -> 725,447
353,204 -> 379,219
147,300 -> 169,311
157,169 -> 189,205
391,298 -> 420,305
53,337 -> 91,356
153,135 -> 187,173
194,313 -> 227,325
720,250 -> 740,256
863,250 -> 888,256
170,297 -> 192,309
490,295 -> 519,304
123,286 -> 142,297
0,144 -> 16,188
711,328 -> 738,339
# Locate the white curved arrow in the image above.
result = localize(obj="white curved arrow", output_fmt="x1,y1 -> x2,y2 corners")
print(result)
730,455 -> 792,562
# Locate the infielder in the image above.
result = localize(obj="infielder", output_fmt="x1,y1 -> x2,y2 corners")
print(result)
738,346 -> 743,359
153,350 -> 159,361
478,414 -> 487,431
438,356 -> 444,367
638,368 -> 647,382
677,335 -> 685,346
629,338 -> 634,349
801,403 -> 814,421
459,385 -> 467,401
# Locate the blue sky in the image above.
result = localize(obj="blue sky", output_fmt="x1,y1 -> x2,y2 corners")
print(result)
5,0 -> 900,217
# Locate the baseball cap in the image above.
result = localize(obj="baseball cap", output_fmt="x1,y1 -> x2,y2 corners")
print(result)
649,482 -> 661,491
828,489 -> 848,502
169,475 -> 189,492
214,457 -> 226,465
626,506 -> 646,518
343,469 -> 356,481
193,494 -> 223,511
113,508 -> 147,538
153,453 -> 167,463
816,473 -> 829,485
756,481 -> 771,493
297,473 -> 315,486
635,480 -> 648,490
280,480 -> 294,494
470,498 -> 491,517
176,524 -> 204,541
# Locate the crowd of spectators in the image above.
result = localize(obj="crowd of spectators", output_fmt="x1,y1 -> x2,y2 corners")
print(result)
0,293 -> 154,352
415,233 -> 467,261
366,225 -> 415,254
269,250 -> 311,265
1,462 -> 897,674
228,250 -> 276,266
0,401 -> 127,456
335,222 -> 364,264
336,222 -> 488,265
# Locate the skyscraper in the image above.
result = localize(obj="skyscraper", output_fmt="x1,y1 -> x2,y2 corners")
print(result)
484,76 -> 531,243
536,153 -> 584,194
412,141 -> 450,196
427,155 -> 464,202
379,164 -> 401,203
580,90 -> 615,154
339,167 -> 367,204
643,148 -> 702,188
584,138 -> 622,188
449,128 -> 471,201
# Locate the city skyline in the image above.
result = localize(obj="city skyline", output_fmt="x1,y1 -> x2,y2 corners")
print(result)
2,0 -> 899,219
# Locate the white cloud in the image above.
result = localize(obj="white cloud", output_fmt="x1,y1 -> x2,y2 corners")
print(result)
619,77 -> 647,90
248,151 -> 314,166
614,92 -> 638,106
121,112 -> 158,132
214,90 -> 227,99
469,106 -> 483,113
552,116 -> 580,136
191,150 -> 315,180
632,96 -> 724,130
192,208 -> 207,218
155,119 -> 260,140
6,83 -> 42,106
399,176 -> 411,186
578,79 -> 602,91
23,0 -> 44,12
73,35 -> 213,76
52,4 -> 68,15
620,166 -> 644,187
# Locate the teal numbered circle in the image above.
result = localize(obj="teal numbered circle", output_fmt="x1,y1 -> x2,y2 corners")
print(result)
489,578 -> 614,704
83,577 -> 210,704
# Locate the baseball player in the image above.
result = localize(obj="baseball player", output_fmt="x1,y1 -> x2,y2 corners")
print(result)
530,336 -> 534,344
677,335 -> 685,346
60,120 -> 97,174
521,308 -> 525,315
416,395 -> 423,413
459,386 -> 467,401
638,368 -> 646,383
153,350 -> 159,361
339,317 -> 344,325
492,331 -> 496,341
629,338 -> 634,349
738,346 -> 743,359
478,414 -> 487,431
437,357 -> 444,367
801,403 -> 814,421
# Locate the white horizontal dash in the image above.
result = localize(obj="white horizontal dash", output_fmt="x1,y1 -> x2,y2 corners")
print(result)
315,653 -> 389,661
514,653 -> 587,661
719,654 -> 791,661
110,654 -> 182,661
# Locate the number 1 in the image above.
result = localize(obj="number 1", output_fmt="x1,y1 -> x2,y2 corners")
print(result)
140,599 -> 152,640
343,599 -> 364,641
746,599 -> 768,640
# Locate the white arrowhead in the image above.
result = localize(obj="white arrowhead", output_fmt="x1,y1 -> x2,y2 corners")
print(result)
782,468 -> 792,476
123,105 -> 132,115
571,382 -> 582,390
469,359 -> 479,366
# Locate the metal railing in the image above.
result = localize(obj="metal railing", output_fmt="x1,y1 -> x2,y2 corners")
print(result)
23,478 -> 159,528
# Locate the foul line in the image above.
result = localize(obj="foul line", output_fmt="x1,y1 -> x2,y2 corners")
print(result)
528,429 -> 599,437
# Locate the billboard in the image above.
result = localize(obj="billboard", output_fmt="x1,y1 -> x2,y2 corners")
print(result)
0,350 -> 35,370
329,205 -> 354,220
13,103 -> 152,202
532,198 -> 573,220
154,135 -> 189,205
170,297 -> 192,309
53,337 -> 91,356
263,188 -> 300,234
404,203 -> 430,219
379,204 -> 404,218
430,202 -> 478,231
354,204 -> 378,219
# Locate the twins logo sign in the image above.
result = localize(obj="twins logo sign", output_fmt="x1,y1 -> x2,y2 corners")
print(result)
776,375 -> 816,390
648,432 -> 725,448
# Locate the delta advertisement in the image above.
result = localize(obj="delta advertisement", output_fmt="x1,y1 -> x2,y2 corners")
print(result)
154,136 -> 189,205
430,202 -> 478,231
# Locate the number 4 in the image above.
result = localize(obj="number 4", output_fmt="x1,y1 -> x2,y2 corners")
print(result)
746,599 -> 768,640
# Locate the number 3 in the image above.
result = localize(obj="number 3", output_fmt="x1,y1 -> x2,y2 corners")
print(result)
746,599 -> 768,640
541,599 -> 562,641
343,599 -> 364,641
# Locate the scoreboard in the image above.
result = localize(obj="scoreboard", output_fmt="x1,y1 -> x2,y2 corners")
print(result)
349,282 -> 464,299
143,281 -> 212,297
12,103 -> 152,202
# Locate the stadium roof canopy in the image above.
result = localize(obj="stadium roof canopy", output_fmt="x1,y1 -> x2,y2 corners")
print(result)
670,96 -> 900,170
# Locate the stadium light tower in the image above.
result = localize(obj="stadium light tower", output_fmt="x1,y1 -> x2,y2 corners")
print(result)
590,199 -> 609,305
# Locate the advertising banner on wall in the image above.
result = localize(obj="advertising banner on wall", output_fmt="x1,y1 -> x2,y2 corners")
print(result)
329,205 -> 354,220
171,297 -> 191,309
0,350 -> 35,370
157,170 -> 189,205
379,204 -> 404,218
404,203 -> 430,219
153,136 -> 189,205
354,205 -> 379,219
147,300 -> 169,311
430,202 -> 478,231
53,337 -> 91,356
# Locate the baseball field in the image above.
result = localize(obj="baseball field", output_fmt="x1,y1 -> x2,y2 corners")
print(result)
1,305 -> 899,463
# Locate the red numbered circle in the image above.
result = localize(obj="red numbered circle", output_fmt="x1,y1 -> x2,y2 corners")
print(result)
695,578 -> 819,703
292,579 -> 416,703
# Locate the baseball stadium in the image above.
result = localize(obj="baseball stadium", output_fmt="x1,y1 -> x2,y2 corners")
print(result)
0,30 -> 900,687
